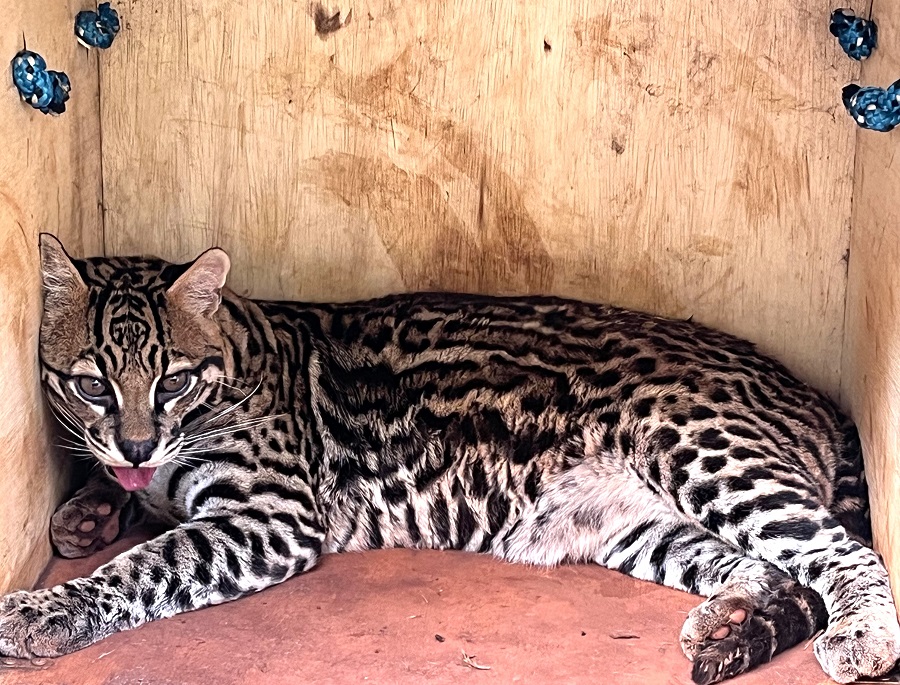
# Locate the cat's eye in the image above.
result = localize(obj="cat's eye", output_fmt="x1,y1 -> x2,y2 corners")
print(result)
159,371 -> 190,395
76,376 -> 110,399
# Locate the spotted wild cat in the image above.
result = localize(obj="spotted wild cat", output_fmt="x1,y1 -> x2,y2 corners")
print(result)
1,234 -> 898,684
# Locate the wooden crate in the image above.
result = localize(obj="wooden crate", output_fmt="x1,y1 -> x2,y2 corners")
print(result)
1,0 -> 897,606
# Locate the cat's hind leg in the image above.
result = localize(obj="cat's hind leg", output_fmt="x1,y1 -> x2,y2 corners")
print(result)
498,463 -> 825,684
599,516 -> 826,684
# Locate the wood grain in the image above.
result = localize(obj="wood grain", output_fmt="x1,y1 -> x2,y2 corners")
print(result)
841,2 -> 900,608
101,0 -> 857,396
0,1 -> 103,592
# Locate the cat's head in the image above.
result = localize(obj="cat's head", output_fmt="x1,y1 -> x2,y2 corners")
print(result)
38,234 -> 232,491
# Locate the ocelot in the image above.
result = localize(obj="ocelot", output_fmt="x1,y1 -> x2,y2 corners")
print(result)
1,234 -> 898,684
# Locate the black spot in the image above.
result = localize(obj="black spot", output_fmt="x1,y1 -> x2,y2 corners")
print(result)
697,428 -> 730,451
431,495 -> 452,545
633,357 -> 657,374
141,588 -> 157,608
648,460 -> 661,484
649,526 -> 686,581
671,448 -> 698,469
688,482 -> 719,512
671,468 -> 689,489
702,509 -> 726,534
368,508 -> 384,549
470,460 -> 489,498
478,408 -> 510,443
224,548 -> 243,578
406,504 -> 422,544
620,383 -> 638,400
724,476 -> 754,492
727,491 -> 819,525
205,516 -> 248,546
701,456 -> 727,473
268,532 -> 290,556
456,497 -> 477,548
724,424 -> 762,440
162,536 -> 179,566
241,508 -> 271,524
731,446 -> 765,461
594,370 -> 622,388
217,575 -> 242,598
524,468 -> 542,501
487,491 -> 509,533
598,410 -> 621,425
759,519 -> 820,541
633,398 -> 656,418
710,387 -> 732,403
671,414 -> 688,426
186,528 -> 215,564
108,574 -> 122,588
619,430 -> 633,455
383,481 -> 408,505
250,481 -> 315,511
651,427 -> 681,451
612,520 -> 655,554
689,405 -> 717,421
191,482 -> 249,514
681,564 -> 699,593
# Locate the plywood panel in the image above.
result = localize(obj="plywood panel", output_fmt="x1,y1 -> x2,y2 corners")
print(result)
0,2 -> 103,592
841,3 -> 900,606
102,0 -> 857,395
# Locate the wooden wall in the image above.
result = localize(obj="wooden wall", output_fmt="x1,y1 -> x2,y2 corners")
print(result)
0,2 -> 103,592
101,0 -> 858,397
842,4 -> 900,605
1,0 -> 885,591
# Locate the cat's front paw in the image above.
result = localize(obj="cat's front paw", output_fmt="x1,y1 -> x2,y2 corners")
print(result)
814,614 -> 900,683
51,485 -> 129,558
0,586 -> 99,658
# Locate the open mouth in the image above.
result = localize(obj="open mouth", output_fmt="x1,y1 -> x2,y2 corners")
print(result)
112,466 -> 157,491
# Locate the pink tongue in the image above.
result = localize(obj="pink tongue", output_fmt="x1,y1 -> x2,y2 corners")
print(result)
112,467 -> 157,491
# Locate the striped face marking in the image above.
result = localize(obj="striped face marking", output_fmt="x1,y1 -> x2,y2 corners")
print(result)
38,237 -> 232,479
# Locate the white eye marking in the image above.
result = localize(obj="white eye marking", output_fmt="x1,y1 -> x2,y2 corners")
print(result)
149,376 -> 159,408
71,359 -> 102,377
162,375 -> 197,413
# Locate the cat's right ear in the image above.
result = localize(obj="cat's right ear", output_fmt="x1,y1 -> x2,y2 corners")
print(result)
38,233 -> 88,311
38,234 -> 89,357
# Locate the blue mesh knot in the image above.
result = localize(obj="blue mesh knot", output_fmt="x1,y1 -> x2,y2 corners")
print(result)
830,9 -> 878,60
10,50 -> 71,115
75,2 -> 121,49
842,81 -> 900,132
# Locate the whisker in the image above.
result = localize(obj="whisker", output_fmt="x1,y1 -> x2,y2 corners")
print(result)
181,381 -> 263,435
180,378 -> 263,436
213,374 -> 254,387
182,414 -> 286,446
211,379 -> 254,395
47,404 -> 85,441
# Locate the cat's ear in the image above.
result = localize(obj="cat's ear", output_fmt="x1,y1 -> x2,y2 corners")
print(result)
166,248 -> 231,317
39,233 -> 87,312
38,234 -> 89,359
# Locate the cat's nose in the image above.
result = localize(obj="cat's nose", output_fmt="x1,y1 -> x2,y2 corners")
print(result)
121,439 -> 156,466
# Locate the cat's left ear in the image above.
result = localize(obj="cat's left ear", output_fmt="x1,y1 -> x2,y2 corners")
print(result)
166,248 -> 231,317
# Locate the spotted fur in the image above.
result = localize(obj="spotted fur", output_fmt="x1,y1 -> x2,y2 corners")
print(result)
1,235 -> 898,684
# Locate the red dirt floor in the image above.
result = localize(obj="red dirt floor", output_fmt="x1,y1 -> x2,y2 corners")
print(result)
3,529 -> 837,685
